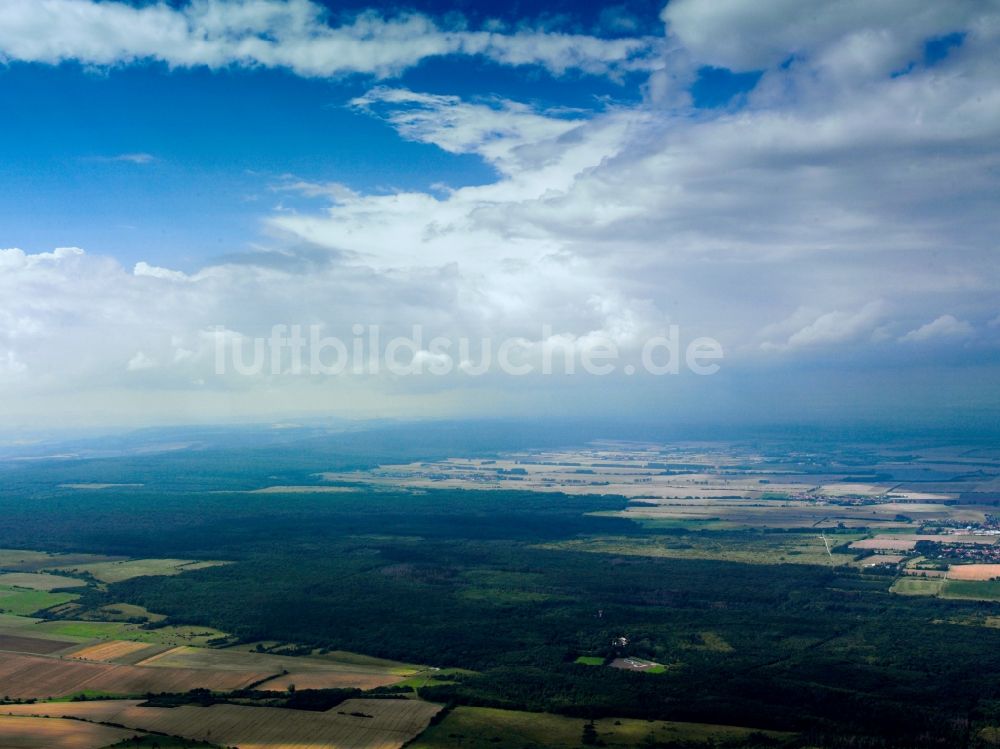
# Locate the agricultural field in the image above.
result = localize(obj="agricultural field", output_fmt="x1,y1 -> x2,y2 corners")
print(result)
0,651 -> 271,698
940,580 -> 1000,602
0,585 -> 79,616
541,531 -> 858,566
614,499 -> 958,529
322,440 -> 1000,538
331,442 -> 969,515
68,639 -> 168,665
891,578 -> 944,596
0,603 -> 424,696
851,537 -> 920,551
0,633 -> 78,654
50,559 -> 228,584
890,577 -> 1000,602
0,572 -> 87,591
1,698 -> 442,749
407,706 -> 792,749
26,619 -> 230,646
0,715 -> 139,749
390,667 -> 473,691
946,564 -> 1000,580
0,550 -> 122,573
135,644 -> 417,690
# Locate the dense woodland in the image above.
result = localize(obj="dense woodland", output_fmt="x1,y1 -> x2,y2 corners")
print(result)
3,437 -> 1000,747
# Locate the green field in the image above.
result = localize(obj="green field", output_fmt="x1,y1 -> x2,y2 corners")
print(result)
393,667 -> 476,690
0,585 -> 79,615
574,655 -> 605,665
540,531 -> 862,566
84,603 -> 167,623
29,618 -> 229,645
890,577 -> 944,596
941,580 -> 1000,602
408,706 -> 791,749
0,572 -> 88,591
889,578 -> 1000,601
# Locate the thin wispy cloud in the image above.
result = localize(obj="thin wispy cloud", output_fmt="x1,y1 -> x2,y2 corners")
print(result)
111,153 -> 157,164
82,153 -> 158,165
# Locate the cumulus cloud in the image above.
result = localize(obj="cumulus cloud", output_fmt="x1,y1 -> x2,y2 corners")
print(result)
134,262 -> 189,281
661,0 -> 985,73
900,314 -> 975,343
0,0 -> 661,78
3,0 -> 1000,427
760,302 -> 885,351
126,351 -> 157,371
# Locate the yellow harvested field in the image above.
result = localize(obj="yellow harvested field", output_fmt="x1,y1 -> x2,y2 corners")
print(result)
947,564 -> 1000,580
0,715 -> 139,749
68,640 -> 165,664
850,538 -> 918,551
257,670 -> 403,691
861,554 -> 906,566
853,535 -> 999,552
2,697 -> 442,749
817,483 -> 885,497
135,645 -> 411,689
0,652 -> 272,698
0,573 -> 87,591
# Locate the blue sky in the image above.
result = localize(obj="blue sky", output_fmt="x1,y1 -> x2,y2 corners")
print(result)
0,0 -> 664,269
1,64 -> 496,268
0,0 -> 998,432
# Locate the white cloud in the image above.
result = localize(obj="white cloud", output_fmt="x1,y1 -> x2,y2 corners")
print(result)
900,314 -> 974,343
661,0 -> 985,73
134,262 -> 189,281
3,0 -> 1000,428
127,351 -> 157,371
760,302 -> 885,351
351,88 -> 585,176
0,0 -> 661,78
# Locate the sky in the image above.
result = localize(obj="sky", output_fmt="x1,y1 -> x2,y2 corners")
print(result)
1,0 -> 999,433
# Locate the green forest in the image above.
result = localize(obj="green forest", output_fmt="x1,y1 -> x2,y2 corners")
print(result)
2,444 -> 1000,748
